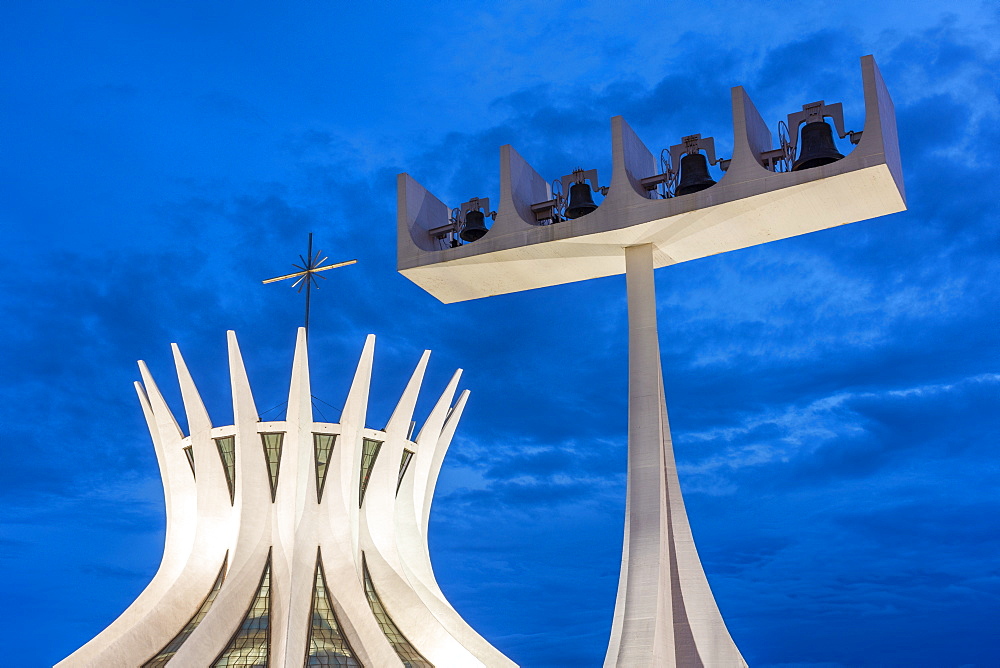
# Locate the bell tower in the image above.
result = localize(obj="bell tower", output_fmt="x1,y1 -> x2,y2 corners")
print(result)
396,55 -> 904,666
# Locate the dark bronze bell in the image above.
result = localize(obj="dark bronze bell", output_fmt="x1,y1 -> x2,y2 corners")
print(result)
792,121 -> 845,171
460,209 -> 488,242
674,152 -> 717,196
564,182 -> 598,219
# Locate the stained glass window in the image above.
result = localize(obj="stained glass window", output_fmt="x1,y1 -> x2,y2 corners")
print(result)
183,445 -> 196,479
359,439 -> 382,508
361,554 -> 433,668
215,436 -> 236,504
142,555 -> 228,667
261,433 -> 284,503
313,433 -> 337,503
396,450 -> 414,496
304,549 -> 361,667
213,556 -> 271,667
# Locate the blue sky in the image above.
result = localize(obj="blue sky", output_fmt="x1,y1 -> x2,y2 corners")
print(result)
2,1 -> 998,666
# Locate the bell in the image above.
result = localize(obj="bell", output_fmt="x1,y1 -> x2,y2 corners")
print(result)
564,182 -> 598,219
792,121 -> 845,171
459,209 -> 488,242
674,152 -> 717,196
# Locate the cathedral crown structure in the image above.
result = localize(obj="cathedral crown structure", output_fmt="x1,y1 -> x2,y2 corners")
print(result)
58,329 -> 516,668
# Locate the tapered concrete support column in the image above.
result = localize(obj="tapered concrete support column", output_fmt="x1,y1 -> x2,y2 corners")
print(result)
605,244 -> 746,668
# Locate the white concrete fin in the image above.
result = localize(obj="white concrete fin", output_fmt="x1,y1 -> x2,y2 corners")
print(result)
226,330 -> 258,423
611,115 -> 657,198
360,548 -> 482,668
138,360 -> 184,441
726,85 -> 773,179
318,542 -> 401,667
172,342 -> 230,510
398,173 -> 451,253
419,388 -> 469,534
384,350 -> 430,438
342,334 -> 375,428
59,385 -> 197,668
338,334 -> 376,558
134,381 -> 157,442
168,548 -> 272,666
133,376 -> 190,513
172,343 -> 213,434
286,327 -> 312,424
133,378 -> 181,490
862,54 -> 905,202
499,143 -> 549,229
415,368 -> 461,446
439,388 -> 470,447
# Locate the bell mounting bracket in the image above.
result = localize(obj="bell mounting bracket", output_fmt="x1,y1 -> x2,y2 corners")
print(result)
641,134 -> 731,197
430,196 -> 495,241
785,101 -> 862,154
559,168 -> 608,197
458,196 -> 494,221
668,134 -> 725,170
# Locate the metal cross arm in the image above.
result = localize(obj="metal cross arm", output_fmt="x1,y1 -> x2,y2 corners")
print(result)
262,232 -> 357,333
261,258 -> 357,286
